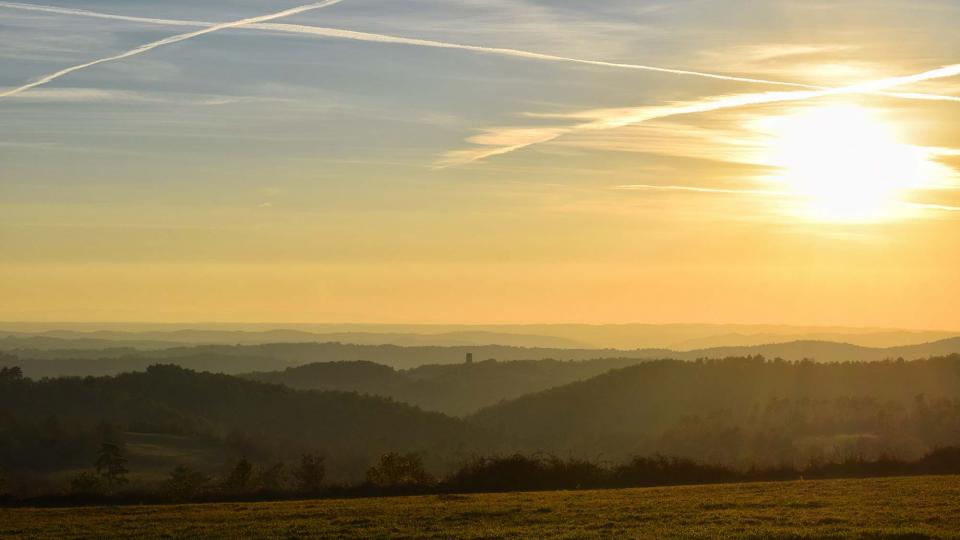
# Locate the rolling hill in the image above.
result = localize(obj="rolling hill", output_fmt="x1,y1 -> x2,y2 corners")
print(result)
0,365 -> 494,482
242,358 -> 649,416
467,355 -> 960,464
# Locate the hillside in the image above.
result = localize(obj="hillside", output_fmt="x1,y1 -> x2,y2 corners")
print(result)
0,365 -> 492,481
242,358 -> 648,416
468,356 -> 960,465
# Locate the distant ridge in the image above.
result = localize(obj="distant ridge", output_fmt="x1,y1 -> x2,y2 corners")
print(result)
0,329 -> 586,349
1,323 -> 955,350
5,336 -> 960,378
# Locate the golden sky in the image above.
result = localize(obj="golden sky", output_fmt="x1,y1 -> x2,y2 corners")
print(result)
1,1 -> 959,328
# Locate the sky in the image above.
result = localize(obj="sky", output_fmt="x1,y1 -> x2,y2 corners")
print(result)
1,0 -> 959,328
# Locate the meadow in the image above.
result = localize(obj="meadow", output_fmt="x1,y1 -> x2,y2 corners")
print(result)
2,475 -> 959,539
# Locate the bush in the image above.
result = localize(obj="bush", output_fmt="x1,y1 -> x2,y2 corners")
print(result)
70,471 -> 103,495
165,465 -> 208,501
366,452 -> 434,488
258,463 -> 288,492
221,458 -> 255,494
612,455 -> 737,487
448,454 -> 605,492
917,447 -> 960,474
293,453 -> 326,494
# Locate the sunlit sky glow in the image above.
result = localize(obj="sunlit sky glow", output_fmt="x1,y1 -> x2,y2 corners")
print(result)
1,0 -> 959,328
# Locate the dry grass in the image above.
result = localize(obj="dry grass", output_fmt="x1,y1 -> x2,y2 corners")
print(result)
3,475 -> 960,539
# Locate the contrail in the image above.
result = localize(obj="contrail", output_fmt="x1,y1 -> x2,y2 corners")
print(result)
615,184 -> 789,197
0,0 -> 344,99
616,184 -> 960,213
2,1 -> 958,104
0,2 -> 210,27
441,63 -> 960,166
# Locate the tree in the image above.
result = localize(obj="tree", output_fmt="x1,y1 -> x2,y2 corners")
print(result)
70,471 -> 103,495
222,458 -> 254,494
166,465 -> 208,501
95,442 -> 129,489
366,452 -> 434,488
293,453 -> 325,494
0,366 -> 23,382
97,422 -> 126,448
258,463 -> 288,492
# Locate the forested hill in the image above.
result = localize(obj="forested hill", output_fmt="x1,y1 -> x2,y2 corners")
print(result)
467,355 -> 960,466
242,358 -> 648,416
0,365 -> 493,481
4,358 -> 960,485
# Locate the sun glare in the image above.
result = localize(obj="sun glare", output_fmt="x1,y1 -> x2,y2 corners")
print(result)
758,105 -> 939,223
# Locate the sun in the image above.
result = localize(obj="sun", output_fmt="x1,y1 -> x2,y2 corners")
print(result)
757,104 -> 936,223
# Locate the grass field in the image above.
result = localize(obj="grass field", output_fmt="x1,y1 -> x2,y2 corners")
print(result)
2,475 -> 959,539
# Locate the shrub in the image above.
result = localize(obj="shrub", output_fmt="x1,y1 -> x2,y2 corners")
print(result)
222,458 -> 255,494
448,454 -> 604,492
612,455 -> 736,487
366,452 -> 434,488
293,453 -> 326,494
258,463 -> 289,492
70,471 -> 103,495
165,465 -> 208,501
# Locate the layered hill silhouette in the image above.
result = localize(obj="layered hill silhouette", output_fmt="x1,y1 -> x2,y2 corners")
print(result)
242,358 -> 648,416
5,357 -> 960,484
6,336 -> 960,378
0,329 -> 586,350
2,323 -> 955,350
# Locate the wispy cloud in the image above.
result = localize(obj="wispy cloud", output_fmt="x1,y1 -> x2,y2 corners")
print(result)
3,2 -> 957,105
616,184 -> 789,197
4,87 -> 310,108
440,64 -> 960,166
1,88 -> 158,103
615,184 -> 960,215
0,0 -> 344,100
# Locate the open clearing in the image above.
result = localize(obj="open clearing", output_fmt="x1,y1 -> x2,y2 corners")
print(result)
2,476 -> 959,539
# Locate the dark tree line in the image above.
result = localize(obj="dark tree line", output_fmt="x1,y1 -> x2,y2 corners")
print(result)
5,447 -> 960,505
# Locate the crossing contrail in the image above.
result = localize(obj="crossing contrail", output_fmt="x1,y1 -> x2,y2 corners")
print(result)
2,1 -> 958,104
4,0 -> 959,168
441,63 -> 960,166
0,0 -> 344,99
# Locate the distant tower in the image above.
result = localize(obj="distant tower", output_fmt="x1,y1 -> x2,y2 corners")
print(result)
465,353 -> 473,364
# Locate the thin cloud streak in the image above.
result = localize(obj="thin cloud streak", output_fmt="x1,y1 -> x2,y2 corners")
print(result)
617,184 -> 960,215
441,64 -> 960,166
616,184 -> 790,197
906,202 -> 960,212
0,0 -> 344,100
2,2 -> 958,105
